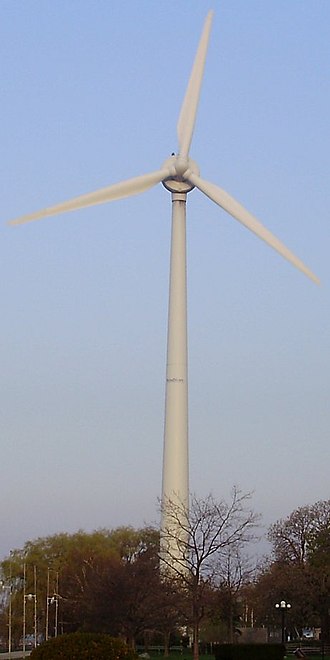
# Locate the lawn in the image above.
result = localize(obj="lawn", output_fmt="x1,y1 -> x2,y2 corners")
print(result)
146,653 -> 330,660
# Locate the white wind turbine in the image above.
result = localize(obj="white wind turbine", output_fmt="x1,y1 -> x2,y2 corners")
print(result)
9,11 -> 318,565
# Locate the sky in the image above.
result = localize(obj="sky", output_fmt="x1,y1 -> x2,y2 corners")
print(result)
1,0 -> 329,560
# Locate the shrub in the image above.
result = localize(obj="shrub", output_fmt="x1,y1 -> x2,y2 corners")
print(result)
30,632 -> 138,660
214,643 -> 286,660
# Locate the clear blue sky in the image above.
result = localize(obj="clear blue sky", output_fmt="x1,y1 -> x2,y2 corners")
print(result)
1,0 -> 329,558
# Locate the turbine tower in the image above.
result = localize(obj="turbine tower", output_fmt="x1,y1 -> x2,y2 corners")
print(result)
8,12 -> 318,568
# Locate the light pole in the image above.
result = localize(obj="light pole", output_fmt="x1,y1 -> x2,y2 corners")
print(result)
46,594 -> 59,639
46,569 -> 59,640
45,568 -> 50,641
0,579 -> 12,657
23,594 -> 37,651
275,600 -> 291,643
23,564 -> 37,655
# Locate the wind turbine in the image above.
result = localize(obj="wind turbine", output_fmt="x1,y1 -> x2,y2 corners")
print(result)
8,11 -> 318,566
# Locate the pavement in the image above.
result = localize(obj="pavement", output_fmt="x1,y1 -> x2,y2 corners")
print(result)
0,652 -> 31,659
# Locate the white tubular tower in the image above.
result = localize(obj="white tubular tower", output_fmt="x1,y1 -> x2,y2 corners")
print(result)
160,189 -> 190,565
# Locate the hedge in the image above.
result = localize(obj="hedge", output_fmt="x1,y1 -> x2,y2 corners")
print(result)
29,632 -> 138,660
214,643 -> 287,660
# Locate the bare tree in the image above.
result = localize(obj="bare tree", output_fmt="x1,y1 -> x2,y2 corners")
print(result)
266,499 -> 330,641
268,506 -> 314,564
213,544 -> 257,642
160,487 -> 259,660
268,499 -> 330,565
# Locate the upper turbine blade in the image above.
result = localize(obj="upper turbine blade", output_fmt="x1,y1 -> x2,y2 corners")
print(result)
177,10 -> 214,159
187,171 -> 319,285
8,168 -> 170,226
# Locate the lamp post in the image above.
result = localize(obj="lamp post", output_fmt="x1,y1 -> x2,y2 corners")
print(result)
23,593 -> 37,652
46,569 -> 59,640
23,564 -> 37,655
46,594 -> 59,639
0,579 -> 12,657
275,600 -> 291,643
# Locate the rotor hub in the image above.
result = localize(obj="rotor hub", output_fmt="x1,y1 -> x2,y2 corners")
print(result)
162,155 -> 199,194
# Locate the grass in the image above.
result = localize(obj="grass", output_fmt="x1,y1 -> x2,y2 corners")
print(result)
146,654 -> 330,660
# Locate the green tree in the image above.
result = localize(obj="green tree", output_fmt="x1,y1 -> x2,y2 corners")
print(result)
0,526 -> 162,647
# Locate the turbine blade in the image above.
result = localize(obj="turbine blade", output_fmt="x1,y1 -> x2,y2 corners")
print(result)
177,10 -> 214,159
187,171 -> 319,284
8,168 -> 169,226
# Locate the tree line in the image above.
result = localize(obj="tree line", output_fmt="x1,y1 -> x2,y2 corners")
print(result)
0,491 -> 329,657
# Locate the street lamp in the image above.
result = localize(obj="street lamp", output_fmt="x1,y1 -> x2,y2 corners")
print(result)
22,563 -> 38,655
275,600 -> 291,643
46,594 -> 59,640
46,569 -> 59,640
0,579 -> 12,657
23,593 -> 37,652
48,595 -> 59,638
